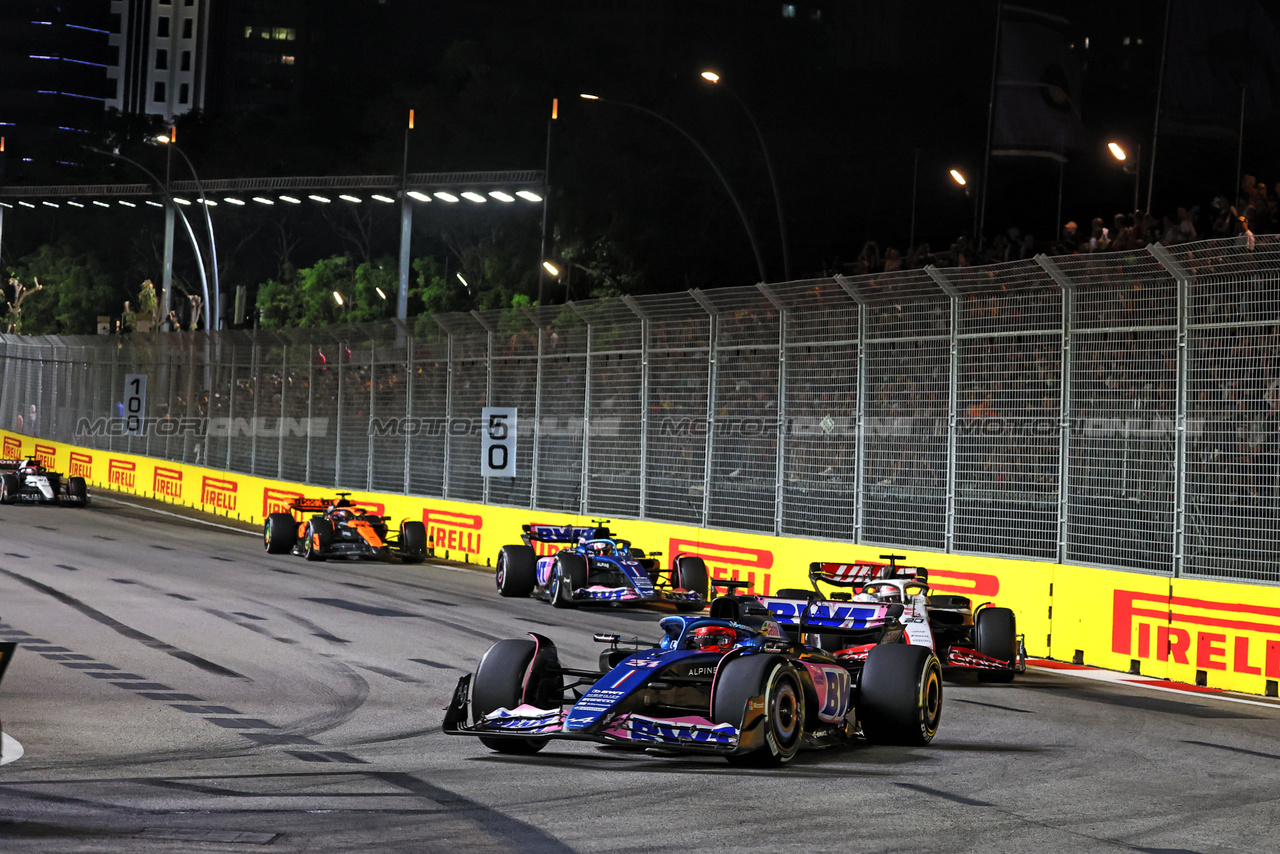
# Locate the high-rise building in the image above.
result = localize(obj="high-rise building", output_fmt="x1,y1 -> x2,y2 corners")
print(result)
0,1 -> 113,179
108,0 -> 213,119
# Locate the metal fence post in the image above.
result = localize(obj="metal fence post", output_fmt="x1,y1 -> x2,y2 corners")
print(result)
279,344 -> 287,481
835,275 -> 868,544
367,339 -> 376,491
690,289 -> 719,528
305,348 -> 315,485
521,307 -> 544,511
1148,243 -> 1192,578
334,338 -> 345,488
402,330 -> 414,495
925,266 -> 960,554
470,310 -> 496,506
249,337 -> 260,475
565,302 -> 591,516
758,283 -> 787,536
434,316 -> 453,500
622,296 -> 650,520
1036,255 -> 1075,565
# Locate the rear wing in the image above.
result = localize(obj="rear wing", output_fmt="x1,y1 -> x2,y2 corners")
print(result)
808,554 -> 928,587
288,497 -> 379,515
522,523 -> 600,544
758,596 -> 903,637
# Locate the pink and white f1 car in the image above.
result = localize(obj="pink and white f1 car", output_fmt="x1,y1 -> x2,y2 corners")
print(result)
758,555 -> 1027,682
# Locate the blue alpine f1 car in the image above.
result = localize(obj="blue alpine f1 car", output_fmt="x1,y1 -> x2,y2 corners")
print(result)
494,522 -> 708,612
444,581 -> 943,765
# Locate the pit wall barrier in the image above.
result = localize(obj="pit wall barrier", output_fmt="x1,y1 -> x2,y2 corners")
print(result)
5,427 -> 1278,699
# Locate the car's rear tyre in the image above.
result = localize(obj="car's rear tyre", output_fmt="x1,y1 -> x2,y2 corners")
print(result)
264,513 -> 296,554
860,643 -> 943,746
496,545 -> 537,597
399,521 -> 427,563
67,476 -> 89,506
473,638 -> 556,754
0,473 -> 18,505
304,519 -> 332,561
975,607 -> 1018,683
549,553 -> 587,608
713,654 -> 805,766
674,555 -> 709,611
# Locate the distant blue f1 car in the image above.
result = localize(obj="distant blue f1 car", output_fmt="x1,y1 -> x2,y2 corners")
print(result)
494,521 -> 708,612
446,581 -> 943,765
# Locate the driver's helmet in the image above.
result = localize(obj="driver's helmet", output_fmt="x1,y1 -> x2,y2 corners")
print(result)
856,583 -> 901,604
327,504 -> 352,520
588,540 -> 613,556
691,625 -> 738,653
19,459 -> 37,475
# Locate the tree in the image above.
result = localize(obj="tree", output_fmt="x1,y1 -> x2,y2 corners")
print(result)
8,243 -> 120,334
3,277 -> 46,334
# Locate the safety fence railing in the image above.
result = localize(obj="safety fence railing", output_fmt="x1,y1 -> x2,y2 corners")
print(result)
2,235 -> 1278,584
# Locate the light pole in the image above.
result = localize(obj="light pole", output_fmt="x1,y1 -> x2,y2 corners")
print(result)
700,71 -> 790,282
156,134 -> 220,330
89,146 -> 212,331
579,93 -> 768,284
539,98 -> 557,306
1108,141 -> 1142,213
950,168 -> 979,240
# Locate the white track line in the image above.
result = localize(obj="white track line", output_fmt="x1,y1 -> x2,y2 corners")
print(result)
95,494 -> 259,536
1,731 -> 23,765
1028,661 -> 1280,710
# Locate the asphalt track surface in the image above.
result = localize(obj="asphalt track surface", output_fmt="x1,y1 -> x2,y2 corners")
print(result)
0,496 -> 1277,853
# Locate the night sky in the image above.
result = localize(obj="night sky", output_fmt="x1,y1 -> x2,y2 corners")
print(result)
314,0 -> 1279,282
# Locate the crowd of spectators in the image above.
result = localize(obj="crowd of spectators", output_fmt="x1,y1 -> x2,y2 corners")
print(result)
833,175 -> 1273,276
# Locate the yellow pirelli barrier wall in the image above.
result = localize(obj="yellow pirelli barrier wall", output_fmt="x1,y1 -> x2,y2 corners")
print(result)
5,428 -> 1278,697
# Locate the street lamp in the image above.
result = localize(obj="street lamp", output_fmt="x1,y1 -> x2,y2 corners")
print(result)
579,92 -> 768,284
699,70 -> 790,281
88,146 -> 212,331
1108,141 -> 1142,213
950,167 -> 980,239
156,133 -> 220,330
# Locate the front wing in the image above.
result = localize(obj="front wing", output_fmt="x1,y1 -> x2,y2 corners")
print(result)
565,584 -> 703,607
443,674 -> 744,754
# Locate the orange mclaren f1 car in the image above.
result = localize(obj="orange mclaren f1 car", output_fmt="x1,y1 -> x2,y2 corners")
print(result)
263,492 -> 428,563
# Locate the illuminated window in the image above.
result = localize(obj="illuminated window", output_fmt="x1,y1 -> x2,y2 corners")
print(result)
281,55 -> 295,66
782,4 -> 796,17
243,26 -> 252,38
158,16 -> 170,37
273,27 -> 295,41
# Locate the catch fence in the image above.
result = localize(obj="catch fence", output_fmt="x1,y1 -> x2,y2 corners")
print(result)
2,235 -> 1278,583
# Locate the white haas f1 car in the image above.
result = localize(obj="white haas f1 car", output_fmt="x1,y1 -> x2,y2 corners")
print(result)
759,555 -> 1026,682
495,522 -> 708,612
0,459 -> 90,507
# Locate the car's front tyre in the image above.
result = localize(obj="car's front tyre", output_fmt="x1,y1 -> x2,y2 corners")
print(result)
472,638 -> 558,754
